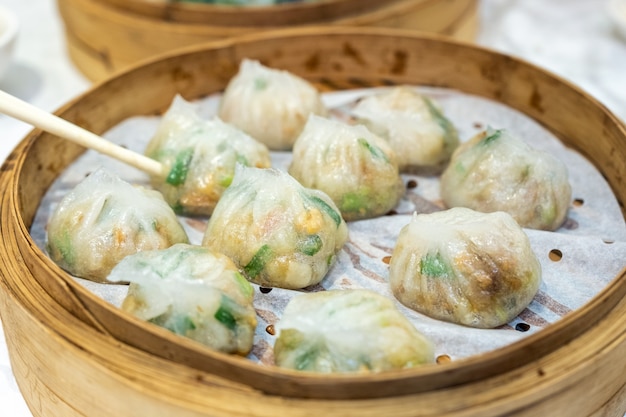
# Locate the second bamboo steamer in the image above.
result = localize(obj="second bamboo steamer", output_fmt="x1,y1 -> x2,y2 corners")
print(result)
56,0 -> 479,81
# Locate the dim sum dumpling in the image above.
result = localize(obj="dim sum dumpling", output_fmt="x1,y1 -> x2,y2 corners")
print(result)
202,166 -> 348,289
389,208 -> 541,328
218,59 -> 327,150
352,87 -> 459,173
289,115 -> 404,221
145,95 -> 271,216
440,128 -> 571,231
274,289 -> 435,373
46,168 -> 189,282
107,244 -> 256,355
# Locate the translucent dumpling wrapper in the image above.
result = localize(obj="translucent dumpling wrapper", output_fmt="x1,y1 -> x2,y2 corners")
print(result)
351,86 -> 459,173
145,95 -> 271,216
107,243 -> 257,355
274,289 -> 435,373
389,208 -> 542,329
440,128 -> 572,231
202,166 -> 349,289
218,59 -> 328,150
46,168 -> 189,282
289,115 -> 404,221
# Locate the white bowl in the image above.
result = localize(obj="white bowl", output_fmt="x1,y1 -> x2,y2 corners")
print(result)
607,0 -> 626,41
0,5 -> 18,81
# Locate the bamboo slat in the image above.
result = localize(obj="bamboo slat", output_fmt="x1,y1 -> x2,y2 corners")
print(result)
56,0 -> 479,81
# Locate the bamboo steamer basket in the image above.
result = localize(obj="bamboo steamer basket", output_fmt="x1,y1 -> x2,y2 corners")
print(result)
56,0 -> 479,81
1,27 -> 626,417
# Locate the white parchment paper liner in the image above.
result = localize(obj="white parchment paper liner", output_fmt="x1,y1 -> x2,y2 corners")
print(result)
30,87 -> 626,365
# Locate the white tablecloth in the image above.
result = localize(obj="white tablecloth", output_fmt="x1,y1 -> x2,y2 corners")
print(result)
0,0 -> 624,415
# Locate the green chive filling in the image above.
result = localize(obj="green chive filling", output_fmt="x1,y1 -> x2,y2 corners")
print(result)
166,148 -> 194,186
424,97 -> 458,150
340,190 -> 369,213
420,252 -> 453,278
181,316 -> 197,332
244,244 -> 273,278
150,313 -> 196,335
96,198 -> 115,223
295,346 -> 320,371
218,175 -> 234,187
50,229 -> 75,267
358,137 -> 389,163
171,201 -> 184,214
235,153 -> 249,166
214,296 -> 238,330
297,234 -> 323,256
482,128 -> 503,145
233,272 -> 254,298
254,78 -> 268,90
303,194 -> 342,227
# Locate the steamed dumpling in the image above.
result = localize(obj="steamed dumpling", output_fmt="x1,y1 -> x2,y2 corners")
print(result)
289,115 -> 404,221
389,208 -> 541,328
145,95 -> 271,216
202,166 -> 348,289
107,244 -> 257,355
46,168 -> 189,282
352,87 -> 459,173
274,289 -> 435,373
218,59 -> 327,150
440,128 -> 571,231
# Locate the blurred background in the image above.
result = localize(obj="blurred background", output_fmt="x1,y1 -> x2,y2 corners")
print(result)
0,0 -> 625,415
